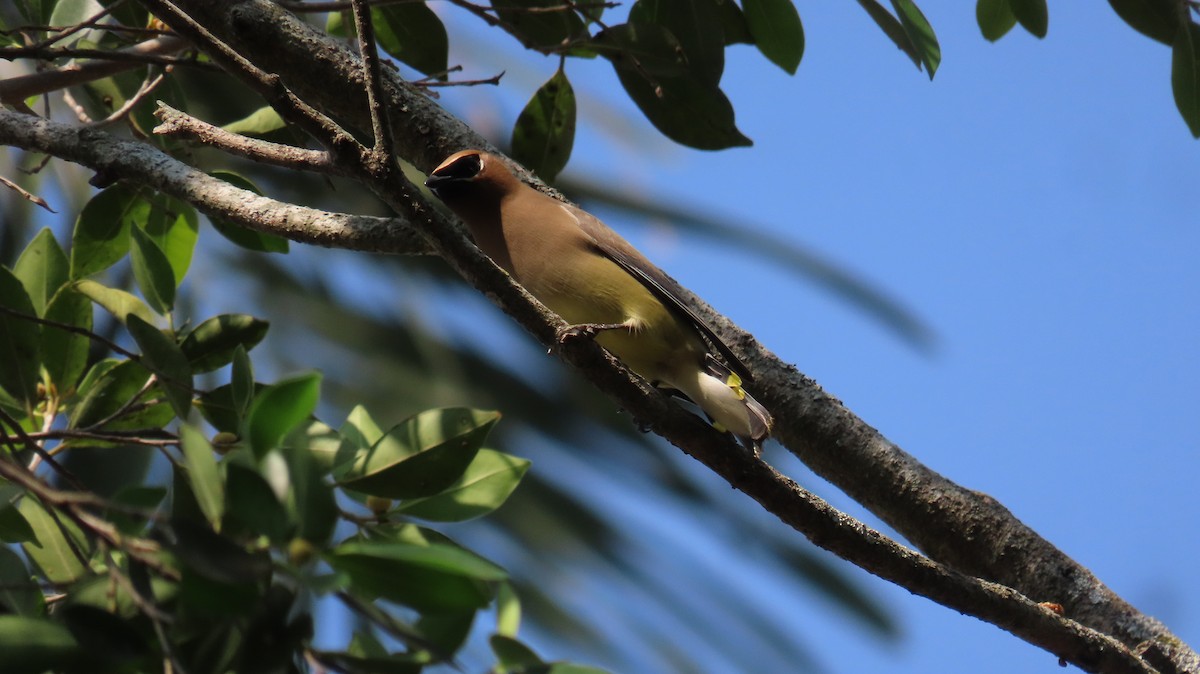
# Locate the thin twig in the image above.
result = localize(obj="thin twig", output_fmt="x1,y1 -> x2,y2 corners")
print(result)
349,0 -> 395,170
413,70 -> 505,88
0,407 -> 87,490
0,173 -> 56,212
90,70 -> 167,128
0,305 -> 140,360
28,0 -> 121,49
153,102 -> 343,174
0,36 -> 192,105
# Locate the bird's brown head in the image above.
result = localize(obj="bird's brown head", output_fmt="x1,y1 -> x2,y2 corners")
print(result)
425,150 -> 518,208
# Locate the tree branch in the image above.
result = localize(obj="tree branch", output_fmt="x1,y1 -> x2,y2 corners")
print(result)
3,1 -> 1194,671
0,109 -> 432,254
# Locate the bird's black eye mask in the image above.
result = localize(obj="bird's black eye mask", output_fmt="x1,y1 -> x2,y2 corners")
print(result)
426,154 -> 482,190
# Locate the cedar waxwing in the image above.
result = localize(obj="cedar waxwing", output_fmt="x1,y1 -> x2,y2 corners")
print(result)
425,150 -> 772,450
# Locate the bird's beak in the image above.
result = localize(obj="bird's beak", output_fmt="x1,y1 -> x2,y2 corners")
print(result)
424,174 -> 452,190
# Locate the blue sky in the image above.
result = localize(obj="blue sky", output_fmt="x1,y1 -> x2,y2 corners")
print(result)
436,2 -> 1199,671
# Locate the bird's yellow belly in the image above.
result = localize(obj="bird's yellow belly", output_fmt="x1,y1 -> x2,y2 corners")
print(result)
525,256 -> 701,384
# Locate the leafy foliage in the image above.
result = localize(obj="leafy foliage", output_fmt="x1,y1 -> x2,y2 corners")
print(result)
0,217 -> 590,673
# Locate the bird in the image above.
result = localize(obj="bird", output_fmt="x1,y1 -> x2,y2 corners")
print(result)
425,150 -> 772,451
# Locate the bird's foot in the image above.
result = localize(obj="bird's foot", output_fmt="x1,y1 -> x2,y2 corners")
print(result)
556,322 -> 627,343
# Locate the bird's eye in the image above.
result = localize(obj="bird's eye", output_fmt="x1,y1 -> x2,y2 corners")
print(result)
433,153 -> 483,181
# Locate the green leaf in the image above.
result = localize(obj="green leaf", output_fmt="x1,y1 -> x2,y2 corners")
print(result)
18,496 -> 89,584
891,0 -> 940,79
107,485 -> 168,535
596,23 -> 753,149
142,194 -> 199,286
247,372 -> 322,458
373,3 -> 449,79
341,404 -> 386,452
329,539 -> 505,611
207,172 -> 290,253
13,228 -> 68,317
0,266 -> 42,410
396,449 -> 530,522
281,438 -> 338,546
855,0 -> 920,69
69,185 -> 140,279
69,359 -> 172,431
0,616 -> 82,674
41,287 -> 92,395
336,407 -> 500,499
74,278 -> 156,325
126,314 -> 193,419
221,105 -> 287,136
742,0 -> 805,74
1107,0 -> 1179,46
511,68 -> 577,182
129,225 -> 176,314
179,314 -> 270,374
492,0 -> 588,51
976,0 -> 1016,42
1173,20 -> 1200,138
231,344 -> 255,419
1009,0 -> 1047,38
180,426 -> 225,530
629,0 -> 726,84
0,547 -> 42,616
495,581 -> 521,637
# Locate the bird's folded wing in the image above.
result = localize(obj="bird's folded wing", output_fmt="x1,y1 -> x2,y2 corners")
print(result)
573,208 -> 754,383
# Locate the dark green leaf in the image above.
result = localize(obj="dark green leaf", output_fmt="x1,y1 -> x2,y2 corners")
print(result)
73,278 -> 156,325
246,372 -> 322,458
716,0 -> 753,45
0,547 -> 42,616
396,449 -> 530,522
855,0 -> 920,68
1173,20 -> 1200,138
1009,0 -> 1047,38
1107,0 -> 1179,45
629,0 -> 726,84
976,0 -> 1016,42
41,287 -> 91,395
13,227 -> 68,316
69,185 -> 140,280
891,0 -> 940,79
373,3 -> 449,79
336,407 -> 500,499
70,359 -> 172,432
18,496 -> 89,584
180,426 -> 225,529
490,634 -> 543,668
207,171 -> 290,253
59,604 -> 150,668
107,485 -> 167,535
545,663 -> 614,673
224,462 -> 291,542
130,225 -> 176,314
415,609 -> 474,659
310,651 -> 426,674
126,315 -> 194,419
512,68 -> 577,182
596,23 -> 753,149
329,539 -> 504,611
0,615 -> 82,674
180,314 -> 270,374
0,266 -> 42,410
492,0 -> 588,50
0,485 -> 37,543
221,106 -> 287,136
169,517 -> 272,585
742,0 -> 805,74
